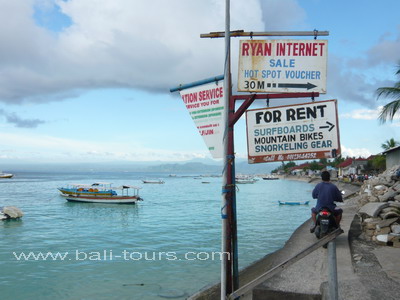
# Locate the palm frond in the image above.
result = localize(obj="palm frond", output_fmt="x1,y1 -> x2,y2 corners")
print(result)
376,64 -> 400,123
376,87 -> 400,99
378,100 -> 400,123
396,66 -> 400,76
381,143 -> 389,150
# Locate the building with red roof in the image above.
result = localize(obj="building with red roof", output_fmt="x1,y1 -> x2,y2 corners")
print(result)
338,157 -> 369,176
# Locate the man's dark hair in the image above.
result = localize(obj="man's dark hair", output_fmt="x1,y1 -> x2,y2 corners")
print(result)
321,171 -> 330,181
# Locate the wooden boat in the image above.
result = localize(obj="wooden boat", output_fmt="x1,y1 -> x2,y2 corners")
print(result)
142,179 -> 165,184
58,182 -> 117,197
0,172 -> 13,179
65,186 -> 142,204
278,200 -> 310,205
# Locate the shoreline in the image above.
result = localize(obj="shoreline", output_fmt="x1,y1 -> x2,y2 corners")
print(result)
189,179 -> 362,300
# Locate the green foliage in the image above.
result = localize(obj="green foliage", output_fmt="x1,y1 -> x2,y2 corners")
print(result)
330,155 -> 345,167
271,161 -> 296,174
319,158 -> 328,165
381,138 -> 400,151
371,155 -> 386,172
284,161 -> 296,170
309,160 -> 324,171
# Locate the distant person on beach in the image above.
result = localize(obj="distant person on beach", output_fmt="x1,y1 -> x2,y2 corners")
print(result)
310,171 -> 343,233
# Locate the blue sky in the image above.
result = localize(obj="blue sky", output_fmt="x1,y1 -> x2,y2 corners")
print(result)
0,0 -> 399,164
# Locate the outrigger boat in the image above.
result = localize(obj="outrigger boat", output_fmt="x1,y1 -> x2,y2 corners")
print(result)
58,182 -> 117,197
65,185 -> 143,204
278,200 -> 310,205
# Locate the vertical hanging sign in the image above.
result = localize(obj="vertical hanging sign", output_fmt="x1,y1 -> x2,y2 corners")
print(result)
179,81 -> 225,158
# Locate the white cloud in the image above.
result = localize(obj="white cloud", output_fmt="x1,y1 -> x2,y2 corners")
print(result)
341,145 -> 372,158
0,0 -> 265,103
260,0 -> 307,31
340,106 -> 400,121
340,106 -> 381,120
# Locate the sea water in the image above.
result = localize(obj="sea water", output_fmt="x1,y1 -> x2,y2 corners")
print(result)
0,172 -> 315,300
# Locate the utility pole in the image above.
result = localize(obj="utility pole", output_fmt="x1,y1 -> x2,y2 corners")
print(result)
220,0 -> 234,298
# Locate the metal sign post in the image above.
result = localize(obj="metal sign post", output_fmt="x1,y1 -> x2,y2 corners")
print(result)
221,0 -> 234,297
328,241 -> 339,300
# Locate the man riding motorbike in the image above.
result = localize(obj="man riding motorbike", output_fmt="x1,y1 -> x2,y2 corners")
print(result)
310,171 -> 343,233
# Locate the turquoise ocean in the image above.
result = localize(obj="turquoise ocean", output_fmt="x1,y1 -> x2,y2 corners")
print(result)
0,172 -> 315,300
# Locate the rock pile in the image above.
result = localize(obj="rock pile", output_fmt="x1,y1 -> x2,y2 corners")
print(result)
0,206 -> 24,220
356,164 -> 400,247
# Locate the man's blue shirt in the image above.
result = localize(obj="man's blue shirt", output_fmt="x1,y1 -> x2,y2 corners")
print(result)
312,181 -> 343,211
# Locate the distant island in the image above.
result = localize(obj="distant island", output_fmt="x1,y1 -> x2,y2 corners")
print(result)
0,159 -> 280,174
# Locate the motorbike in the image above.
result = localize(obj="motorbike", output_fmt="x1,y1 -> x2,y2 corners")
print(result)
314,207 -> 339,240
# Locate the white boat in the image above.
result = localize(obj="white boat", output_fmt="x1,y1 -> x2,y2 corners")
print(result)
0,172 -> 13,179
65,186 -> 142,204
236,179 -> 256,184
236,174 -> 256,184
142,179 -> 165,184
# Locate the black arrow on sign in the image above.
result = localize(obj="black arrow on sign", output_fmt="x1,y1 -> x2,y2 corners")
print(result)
319,121 -> 335,132
278,82 -> 317,90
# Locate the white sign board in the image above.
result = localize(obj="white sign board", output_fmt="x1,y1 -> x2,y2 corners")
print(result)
238,39 -> 328,93
179,81 -> 225,158
246,100 -> 340,163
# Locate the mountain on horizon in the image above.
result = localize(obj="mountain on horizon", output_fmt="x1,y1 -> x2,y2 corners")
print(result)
0,157 -> 279,174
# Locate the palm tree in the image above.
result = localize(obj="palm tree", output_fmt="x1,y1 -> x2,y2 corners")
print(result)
376,64 -> 400,123
381,138 -> 400,151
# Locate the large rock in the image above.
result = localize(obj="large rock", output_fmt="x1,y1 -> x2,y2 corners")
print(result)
2,206 -> 24,219
376,234 -> 389,243
380,211 -> 400,219
368,196 -> 380,202
389,201 -> 400,208
379,188 -> 399,202
391,224 -> 400,234
359,202 -> 390,218
378,217 -> 399,228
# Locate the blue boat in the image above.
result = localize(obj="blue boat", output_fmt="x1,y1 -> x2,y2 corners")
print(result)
278,200 -> 310,205
58,182 -> 117,197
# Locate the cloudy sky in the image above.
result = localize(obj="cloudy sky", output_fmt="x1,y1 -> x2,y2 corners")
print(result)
0,0 -> 399,164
